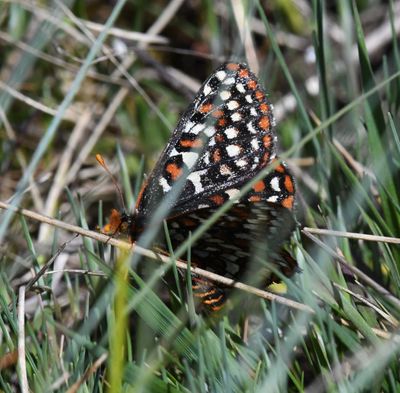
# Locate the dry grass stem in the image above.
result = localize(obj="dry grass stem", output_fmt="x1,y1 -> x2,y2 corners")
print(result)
17,286 -> 29,393
0,80 -> 78,120
303,227 -> 400,245
303,230 -> 400,309
65,353 -> 108,393
230,0 -> 259,73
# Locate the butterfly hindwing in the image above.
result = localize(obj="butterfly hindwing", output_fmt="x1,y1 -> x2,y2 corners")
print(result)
165,163 -> 296,280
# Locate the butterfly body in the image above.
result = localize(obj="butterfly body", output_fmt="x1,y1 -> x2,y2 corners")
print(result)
108,62 -> 297,311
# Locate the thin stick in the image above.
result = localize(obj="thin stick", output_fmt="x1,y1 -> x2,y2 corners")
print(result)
65,353 -> 108,393
18,286 -> 29,393
302,230 -> 400,310
303,227 -> 400,245
0,80 -> 77,120
44,269 -> 107,277
333,282 -> 399,328
0,201 -> 314,314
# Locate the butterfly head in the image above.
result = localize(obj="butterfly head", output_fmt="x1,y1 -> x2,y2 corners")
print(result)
102,208 -> 132,237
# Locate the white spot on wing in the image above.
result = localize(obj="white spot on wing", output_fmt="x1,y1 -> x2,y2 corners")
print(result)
203,84 -> 212,96
225,189 -> 240,199
204,126 -> 215,137
247,122 -> 257,134
216,70 -> 226,81
159,177 -> 171,192
181,151 -> 199,168
251,138 -> 259,150
226,145 -> 241,157
250,107 -> 257,116
190,123 -> 206,135
236,159 -> 247,168
220,164 -> 232,176
231,112 -> 242,122
225,127 -> 238,139
220,90 -> 231,100
170,148 -> 180,157
236,83 -> 245,93
184,121 -> 195,133
187,170 -> 206,194
223,77 -> 235,85
270,176 -> 281,191
267,195 -> 278,203
227,100 -> 239,110
245,94 -> 253,103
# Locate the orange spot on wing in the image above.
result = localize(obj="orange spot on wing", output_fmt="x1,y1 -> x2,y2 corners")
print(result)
180,139 -> 203,148
253,180 -> 266,192
262,151 -> 270,164
259,116 -> 270,130
275,164 -> 285,173
166,163 -> 182,180
210,304 -> 224,311
262,134 -> 272,148
218,118 -> 227,127
210,194 -> 225,205
194,288 -> 217,298
259,103 -> 269,113
215,133 -> 224,142
284,175 -> 294,193
226,63 -> 240,71
247,79 -> 257,90
239,68 -> 249,78
212,109 -> 224,118
203,294 -> 224,305
249,195 -> 262,202
213,149 -> 221,162
255,90 -> 264,101
281,196 -> 294,209
181,217 -> 197,227
199,102 -> 213,113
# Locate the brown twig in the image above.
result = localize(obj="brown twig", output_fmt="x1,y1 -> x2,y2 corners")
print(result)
65,353 -> 108,393
0,200 -> 314,314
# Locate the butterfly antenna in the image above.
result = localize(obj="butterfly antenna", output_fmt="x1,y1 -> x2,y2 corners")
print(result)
96,154 -> 127,213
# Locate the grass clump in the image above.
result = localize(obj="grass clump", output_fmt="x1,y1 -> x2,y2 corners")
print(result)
1,1 -> 400,392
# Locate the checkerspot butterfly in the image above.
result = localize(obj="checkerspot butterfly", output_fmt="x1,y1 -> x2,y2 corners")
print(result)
105,62 -> 296,311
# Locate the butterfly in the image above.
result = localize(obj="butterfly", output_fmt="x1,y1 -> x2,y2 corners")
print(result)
105,62 -> 297,311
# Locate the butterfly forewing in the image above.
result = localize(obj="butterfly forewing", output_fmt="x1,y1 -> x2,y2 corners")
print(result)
135,62 -> 278,217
